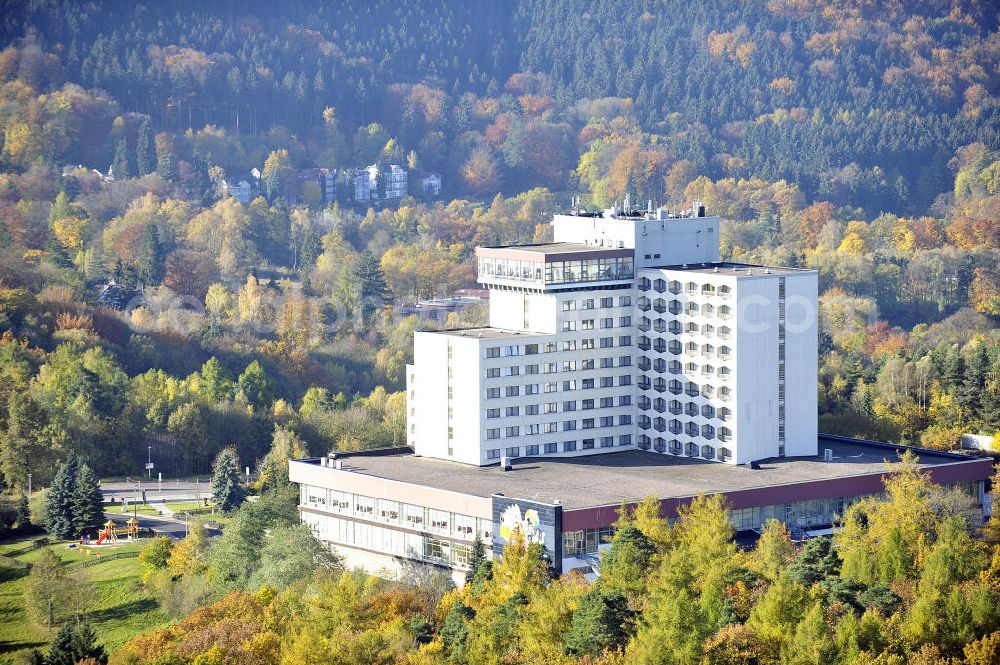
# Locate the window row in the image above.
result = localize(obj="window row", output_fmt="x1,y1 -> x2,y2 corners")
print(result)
485,337 -> 631,358
637,318 -> 732,340
637,297 -> 732,319
561,317 -> 631,331
636,357 -> 732,379
486,415 -> 634,438
487,395 -> 633,417
484,355 -> 633,377
637,417 -> 732,440
486,435 -> 633,458
638,377 -> 733,400
638,278 -> 732,297
636,436 -> 733,461
299,485 -> 489,541
486,375 -> 632,397
637,398 -> 732,420
562,296 -> 632,310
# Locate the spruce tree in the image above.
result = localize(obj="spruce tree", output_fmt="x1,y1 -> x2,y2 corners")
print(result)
112,136 -> 130,180
136,117 -> 152,176
211,447 -> 245,514
43,454 -> 79,539
465,534 -> 486,586
137,223 -> 164,286
16,494 -> 30,529
961,343 -> 989,421
355,250 -> 392,324
71,463 -> 105,537
45,621 -> 107,665
563,588 -> 632,657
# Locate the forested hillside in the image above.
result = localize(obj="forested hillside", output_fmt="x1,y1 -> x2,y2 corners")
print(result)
0,0 -> 997,483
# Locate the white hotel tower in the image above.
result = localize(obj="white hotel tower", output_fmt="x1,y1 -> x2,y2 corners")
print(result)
406,201 -> 818,467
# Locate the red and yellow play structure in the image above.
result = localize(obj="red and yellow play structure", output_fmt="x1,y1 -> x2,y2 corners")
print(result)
93,517 -> 141,545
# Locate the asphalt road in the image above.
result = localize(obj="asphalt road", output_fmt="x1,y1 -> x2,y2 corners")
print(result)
100,479 -> 213,504
104,509 -> 221,539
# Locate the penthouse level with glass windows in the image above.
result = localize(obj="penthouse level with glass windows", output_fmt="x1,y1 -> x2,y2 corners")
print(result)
476,243 -> 635,291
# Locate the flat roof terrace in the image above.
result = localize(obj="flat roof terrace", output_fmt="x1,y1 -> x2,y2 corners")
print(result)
477,242 -> 633,262
304,436 -> 991,513
651,261 -> 812,276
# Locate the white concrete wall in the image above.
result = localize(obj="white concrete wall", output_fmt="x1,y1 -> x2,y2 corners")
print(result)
488,291 -> 558,334
552,214 -> 720,267
782,272 -> 819,458
734,278 -> 781,464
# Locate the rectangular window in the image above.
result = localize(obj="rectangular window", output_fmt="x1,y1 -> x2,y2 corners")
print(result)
487,347 -> 500,358
525,364 -> 539,375
618,395 -> 632,406
601,297 -> 613,308
544,402 -> 558,414
506,406 -> 519,417
486,368 -> 500,378
582,378 -> 595,389
619,316 -> 632,327
525,404 -> 539,415
582,319 -> 595,330
506,446 -> 520,457
526,445 -> 539,456
563,400 -> 577,412
582,359 -> 595,370
503,345 -> 520,357
582,399 -> 594,410
582,418 -> 595,429
486,388 -> 500,399
619,434 -> 632,446
562,340 -> 577,351
618,415 -> 632,425
505,426 -> 519,437
486,429 -> 500,439
563,420 -> 577,431
525,384 -> 539,395
582,439 -> 595,449
544,382 -> 558,393
582,338 -> 595,350
582,299 -> 595,310
487,408 -> 500,418
601,376 -> 614,388
600,416 -> 614,427
544,422 -> 558,433
544,362 -> 557,373
562,321 -> 577,332
619,336 -> 632,346
544,443 -> 558,454
562,300 -> 576,311
526,424 -> 540,435
544,342 -> 557,353
619,296 -> 631,307
618,355 -> 632,366
600,357 -> 614,368
487,449 -> 500,459
601,436 -> 614,448
562,380 -> 576,391
505,386 -> 519,397
600,337 -> 614,348
618,375 -> 632,386
600,397 -> 613,408
601,317 -> 614,328
562,361 -> 577,372
564,441 -> 577,452
502,366 -> 519,377
525,344 -> 539,355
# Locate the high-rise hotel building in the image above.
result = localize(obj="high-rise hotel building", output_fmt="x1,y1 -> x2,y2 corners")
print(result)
291,203 -> 990,584
406,203 -> 818,466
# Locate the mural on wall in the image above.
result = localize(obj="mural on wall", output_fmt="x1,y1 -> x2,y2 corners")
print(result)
491,494 -> 563,573
498,504 -> 544,545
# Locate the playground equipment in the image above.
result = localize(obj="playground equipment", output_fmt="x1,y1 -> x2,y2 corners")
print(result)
93,516 -> 142,545
95,519 -> 118,545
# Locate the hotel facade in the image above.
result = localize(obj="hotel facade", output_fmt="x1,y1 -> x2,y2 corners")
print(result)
290,203 -> 992,584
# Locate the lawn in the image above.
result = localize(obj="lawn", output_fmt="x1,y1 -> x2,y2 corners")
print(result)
0,533 -> 171,664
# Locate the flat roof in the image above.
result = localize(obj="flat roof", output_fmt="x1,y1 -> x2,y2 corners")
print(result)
651,262 -> 812,276
430,327 -> 548,340
477,243 -> 633,262
303,436 -> 986,511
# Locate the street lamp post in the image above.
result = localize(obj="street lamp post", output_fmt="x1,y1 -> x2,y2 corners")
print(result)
147,446 -> 152,479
